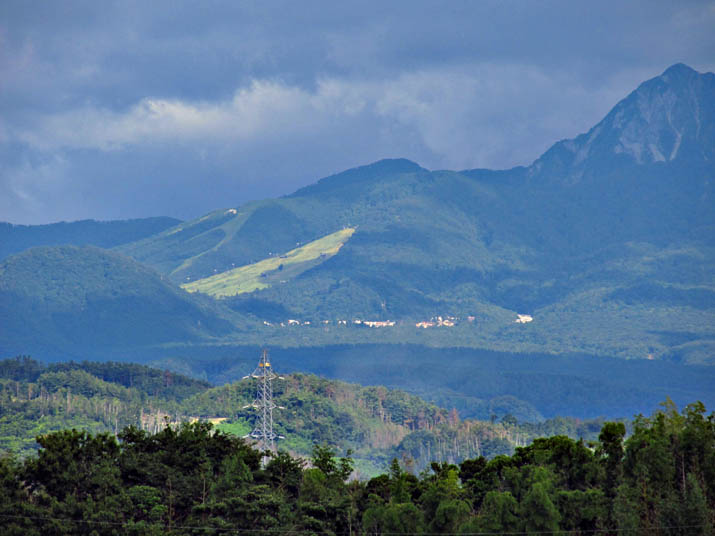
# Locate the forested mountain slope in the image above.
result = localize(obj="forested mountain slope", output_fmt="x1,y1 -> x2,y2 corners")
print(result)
0,357 -> 210,454
0,356 -> 608,473
113,64 -> 715,363
0,216 -> 180,261
0,246 -> 242,357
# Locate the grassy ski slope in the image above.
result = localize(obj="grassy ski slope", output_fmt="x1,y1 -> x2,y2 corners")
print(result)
182,227 -> 355,298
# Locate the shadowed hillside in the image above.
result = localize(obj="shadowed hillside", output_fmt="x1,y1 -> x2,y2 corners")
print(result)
0,217 -> 181,261
0,246 -> 244,357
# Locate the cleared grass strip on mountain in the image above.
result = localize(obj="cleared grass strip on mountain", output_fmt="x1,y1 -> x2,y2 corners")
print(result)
181,227 -> 355,298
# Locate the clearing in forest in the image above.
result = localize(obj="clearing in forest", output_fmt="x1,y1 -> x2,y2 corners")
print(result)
182,227 -> 355,298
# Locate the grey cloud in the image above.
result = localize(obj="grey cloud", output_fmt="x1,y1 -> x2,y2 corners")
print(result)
1,0 -> 714,223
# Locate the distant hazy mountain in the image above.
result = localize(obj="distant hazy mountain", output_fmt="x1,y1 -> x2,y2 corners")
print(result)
0,216 -> 181,261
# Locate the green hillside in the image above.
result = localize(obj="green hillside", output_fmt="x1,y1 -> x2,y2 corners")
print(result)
0,246 -> 244,357
0,356 -> 608,474
116,201 -> 337,282
182,228 -> 355,297
200,373 -> 609,475
0,357 -> 210,455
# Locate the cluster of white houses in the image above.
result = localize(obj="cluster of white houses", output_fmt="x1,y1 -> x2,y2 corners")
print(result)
262,313 -> 533,328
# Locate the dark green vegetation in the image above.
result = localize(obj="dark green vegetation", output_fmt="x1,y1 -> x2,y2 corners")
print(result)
0,246 -> 242,357
1,400 -> 713,534
0,357 -> 210,455
0,216 -> 180,261
0,357 -> 609,474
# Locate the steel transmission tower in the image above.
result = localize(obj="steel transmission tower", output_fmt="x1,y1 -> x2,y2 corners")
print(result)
243,349 -> 283,453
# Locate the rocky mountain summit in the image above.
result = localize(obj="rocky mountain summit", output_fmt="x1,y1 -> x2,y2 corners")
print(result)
532,63 -> 714,178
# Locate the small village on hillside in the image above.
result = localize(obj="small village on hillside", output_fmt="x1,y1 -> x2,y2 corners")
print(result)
262,314 -> 533,329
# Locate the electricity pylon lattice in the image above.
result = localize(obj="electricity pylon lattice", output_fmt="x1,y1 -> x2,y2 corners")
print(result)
242,349 -> 284,453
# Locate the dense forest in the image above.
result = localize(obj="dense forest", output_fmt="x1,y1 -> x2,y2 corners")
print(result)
0,399 -> 713,534
0,357 -> 210,456
0,357 -> 610,474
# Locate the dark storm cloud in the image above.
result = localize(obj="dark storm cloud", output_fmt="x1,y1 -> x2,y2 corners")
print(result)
1,0 -> 714,223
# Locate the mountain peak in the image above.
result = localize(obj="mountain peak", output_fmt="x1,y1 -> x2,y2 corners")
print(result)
532,63 -> 714,176
288,158 -> 426,198
661,63 -> 698,79
337,158 -> 425,176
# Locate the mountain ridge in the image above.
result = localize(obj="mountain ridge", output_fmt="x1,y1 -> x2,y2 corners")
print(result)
0,216 -> 181,261
2,64 -> 713,367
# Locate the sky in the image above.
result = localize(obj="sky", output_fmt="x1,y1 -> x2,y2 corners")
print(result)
1,1 -> 714,224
